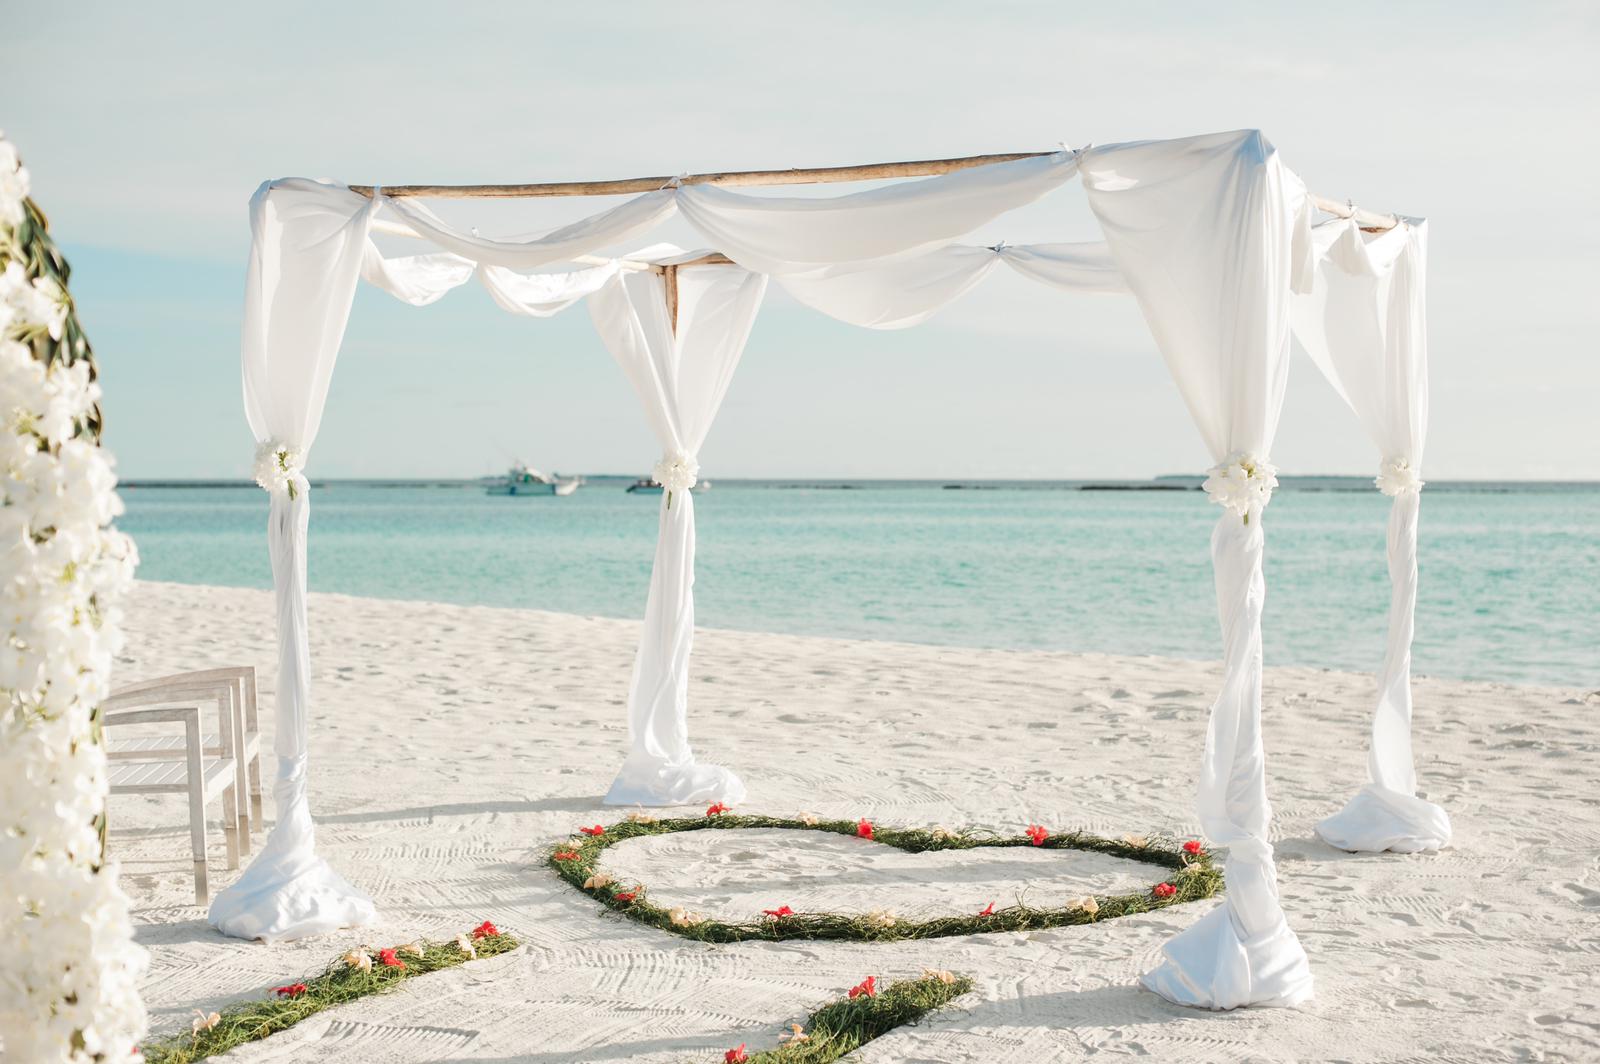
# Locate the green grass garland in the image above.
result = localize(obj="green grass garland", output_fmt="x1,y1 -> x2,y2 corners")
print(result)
727,971 -> 976,1063
139,925 -> 519,1063
548,814 -> 1220,943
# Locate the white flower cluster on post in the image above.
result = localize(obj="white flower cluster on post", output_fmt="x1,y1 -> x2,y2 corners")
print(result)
652,451 -> 699,510
1202,452 -> 1279,524
1375,456 -> 1424,496
0,131 -> 148,1061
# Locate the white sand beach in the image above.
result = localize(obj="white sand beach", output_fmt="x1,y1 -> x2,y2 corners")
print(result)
115,580 -> 1600,1062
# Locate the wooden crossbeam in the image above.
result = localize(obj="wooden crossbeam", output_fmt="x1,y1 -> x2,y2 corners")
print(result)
348,149 -> 1399,231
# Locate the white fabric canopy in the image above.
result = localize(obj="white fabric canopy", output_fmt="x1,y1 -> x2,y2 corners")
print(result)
778,240 -> 1125,329
1085,129 -> 1315,1010
588,253 -> 767,806
1293,217 -> 1451,853
227,136 -> 1431,1013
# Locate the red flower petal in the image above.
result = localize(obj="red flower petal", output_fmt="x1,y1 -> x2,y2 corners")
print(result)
856,818 -> 874,840
978,902 -> 995,917
763,906 -> 794,919
724,1045 -> 748,1063
615,891 -> 637,903
553,850 -> 580,862
706,802 -> 731,816
1153,882 -> 1177,899
1183,840 -> 1203,855
579,825 -> 605,836
1026,824 -> 1049,846
472,920 -> 500,939
848,975 -> 877,999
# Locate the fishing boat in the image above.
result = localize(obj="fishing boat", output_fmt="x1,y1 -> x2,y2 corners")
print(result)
626,478 -> 711,495
486,462 -> 582,496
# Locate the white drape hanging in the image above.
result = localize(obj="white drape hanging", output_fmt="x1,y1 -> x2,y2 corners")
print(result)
1084,129 -> 1315,1010
380,191 -> 676,269
1293,217 -> 1450,853
777,240 -> 1126,329
587,253 -> 767,805
362,242 -> 620,317
213,179 -> 380,942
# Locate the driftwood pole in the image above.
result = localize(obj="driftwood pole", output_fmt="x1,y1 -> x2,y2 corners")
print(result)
662,264 -> 679,333
349,150 -> 1398,231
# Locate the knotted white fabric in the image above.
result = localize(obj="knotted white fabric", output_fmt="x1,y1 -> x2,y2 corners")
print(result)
1294,217 -> 1450,853
1085,129 -> 1315,1009
778,241 -> 1125,329
215,178 -> 380,942
587,254 -> 767,805
676,151 -> 1080,276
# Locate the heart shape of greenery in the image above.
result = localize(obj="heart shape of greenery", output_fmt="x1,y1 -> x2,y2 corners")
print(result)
548,813 -> 1221,943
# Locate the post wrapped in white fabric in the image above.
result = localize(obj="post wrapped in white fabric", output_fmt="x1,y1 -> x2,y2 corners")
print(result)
1293,218 -> 1450,853
676,151 -> 1079,276
1085,129 -> 1315,1010
588,251 -> 767,805
778,240 -> 1126,329
215,178 -> 380,942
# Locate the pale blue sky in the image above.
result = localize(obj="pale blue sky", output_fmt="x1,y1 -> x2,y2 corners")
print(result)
4,3 -> 1596,480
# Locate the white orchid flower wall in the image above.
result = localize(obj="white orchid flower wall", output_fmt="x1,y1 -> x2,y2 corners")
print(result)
0,130 -> 147,1061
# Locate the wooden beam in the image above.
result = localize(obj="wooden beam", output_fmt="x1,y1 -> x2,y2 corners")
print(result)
1307,193 -> 1399,232
348,152 -> 1052,201
351,150 -> 1399,232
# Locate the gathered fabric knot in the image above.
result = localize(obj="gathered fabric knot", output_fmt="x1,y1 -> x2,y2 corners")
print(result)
253,440 -> 307,500
1202,452 -> 1279,525
1375,456 -> 1423,496
652,451 -> 699,509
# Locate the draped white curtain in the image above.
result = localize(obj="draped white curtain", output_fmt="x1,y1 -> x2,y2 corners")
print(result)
1084,129 -> 1316,1010
676,150 -> 1079,276
213,179 -> 380,942
778,240 -> 1125,329
588,257 -> 767,805
380,192 -> 676,269
1293,217 -> 1450,853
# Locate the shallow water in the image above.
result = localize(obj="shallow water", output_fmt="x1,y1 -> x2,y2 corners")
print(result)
120,478 -> 1599,687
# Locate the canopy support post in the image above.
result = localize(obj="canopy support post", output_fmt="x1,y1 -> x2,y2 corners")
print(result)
663,265 -> 679,334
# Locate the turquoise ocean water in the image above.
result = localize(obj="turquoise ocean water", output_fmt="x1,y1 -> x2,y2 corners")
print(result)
120,478 -> 1598,688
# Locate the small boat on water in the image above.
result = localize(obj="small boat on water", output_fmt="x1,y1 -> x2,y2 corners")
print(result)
486,462 -> 582,497
626,478 -> 711,495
